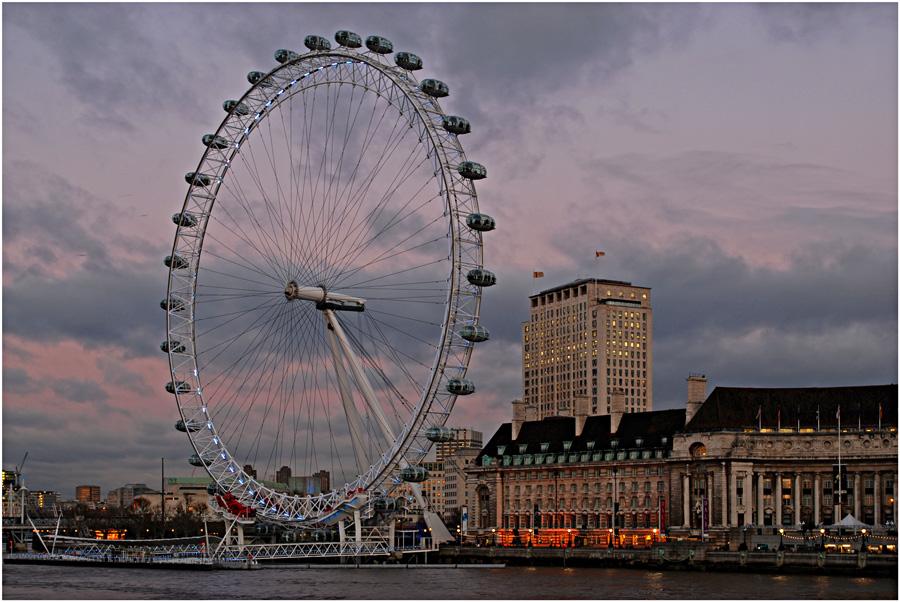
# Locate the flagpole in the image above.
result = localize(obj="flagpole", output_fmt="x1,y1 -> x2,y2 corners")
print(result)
837,405 -> 842,520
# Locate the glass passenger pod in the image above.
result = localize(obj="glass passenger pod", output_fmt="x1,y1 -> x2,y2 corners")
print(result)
164,254 -> 189,270
400,466 -> 428,483
425,426 -> 455,443
304,35 -> 331,51
466,213 -> 495,232
183,172 -> 211,187
420,79 -> 449,98
442,115 -> 471,135
395,52 -> 423,71
335,30 -> 363,48
160,297 -> 186,312
172,211 -> 199,227
460,324 -> 490,343
365,35 -> 393,54
466,268 -> 496,287
206,483 -> 223,496
166,380 -> 192,394
175,419 -> 202,433
189,453 -> 214,467
223,100 -> 250,116
274,49 -> 300,64
202,134 -> 230,150
247,71 -> 274,87
160,340 -> 187,354
446,378 -> 475,395
458,161 -> 487,180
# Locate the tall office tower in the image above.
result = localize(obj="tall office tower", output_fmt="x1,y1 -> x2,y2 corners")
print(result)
522,278 -> 653,419
435,428 -> 483,463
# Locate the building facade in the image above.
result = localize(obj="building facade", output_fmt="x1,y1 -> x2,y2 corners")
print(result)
444,447 -> 480,523
436,429 -> 483,463
467,381 -> 898,538
466,393 -> 679,532
522,278 -> 652,419
27,490 -> 59,512
75,485 -> 101,505
669,381 -> 898,532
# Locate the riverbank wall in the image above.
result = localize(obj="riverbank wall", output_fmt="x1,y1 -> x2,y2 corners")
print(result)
436,544 -> 898,576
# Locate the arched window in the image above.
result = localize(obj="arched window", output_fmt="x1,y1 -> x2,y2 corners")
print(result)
689,442 -> 708,459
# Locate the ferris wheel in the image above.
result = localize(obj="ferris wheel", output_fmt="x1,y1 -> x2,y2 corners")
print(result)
162,31 -> 495,528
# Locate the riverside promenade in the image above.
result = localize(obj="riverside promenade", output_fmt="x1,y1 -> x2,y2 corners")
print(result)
436,543 -> 897,576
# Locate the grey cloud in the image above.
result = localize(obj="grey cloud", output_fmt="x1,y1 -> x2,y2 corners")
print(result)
50,378 -> 110,404
5,4 -> 211,131
3,262 -> 168,360
754,3 -> 897,44
96,356 -> 152,396
2,414 -> 194,494
3,366 -> 43,395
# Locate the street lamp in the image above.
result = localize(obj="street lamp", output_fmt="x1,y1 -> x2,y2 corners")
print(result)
566,528 -> 572,549
652,528 -> 658,546
608,528 -> 614,550
612,467 -> 619,544
491,527 -> 496,547
819,528 -> 826,551
778,528 -> 785,551
860,528 -> 868,552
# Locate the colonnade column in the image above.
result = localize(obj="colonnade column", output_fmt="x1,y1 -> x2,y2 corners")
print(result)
874,473 -> 881,527
793,474 -> 801,526
705,472 -> 713,526
854,473 -> 862,519
721,463 -> 728,527
813,473 -> 821,526
775,474 -> 782,526
756,472 -> 764,526
729,468 -> 739,526
682,473 -> 690,528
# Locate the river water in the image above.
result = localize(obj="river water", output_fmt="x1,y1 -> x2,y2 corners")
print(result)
2,564 -> 896,599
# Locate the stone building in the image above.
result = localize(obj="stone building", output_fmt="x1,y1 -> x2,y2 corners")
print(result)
466,379 -> 898,536
523,278 -> 653,419
670,379 -> 898,533
444,447 -> 480,523
466,392 -> 681,531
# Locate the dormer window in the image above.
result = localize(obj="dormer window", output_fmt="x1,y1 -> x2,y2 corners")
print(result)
497,445 -> 506,456
562,441 -> 573,451
518,444 -> 528,454
586,441 -> 595,450
635,438 -> 643,448
540,442 -> 549,452
610,439 -> 619,449
661,437 -> 668,445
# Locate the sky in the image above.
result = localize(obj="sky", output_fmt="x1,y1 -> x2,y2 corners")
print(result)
2,3 -> 897,496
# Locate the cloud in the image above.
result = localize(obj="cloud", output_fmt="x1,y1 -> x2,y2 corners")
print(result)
49,378 -> 110,404
3,366 -> 43,395
754,3 -> 897,44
